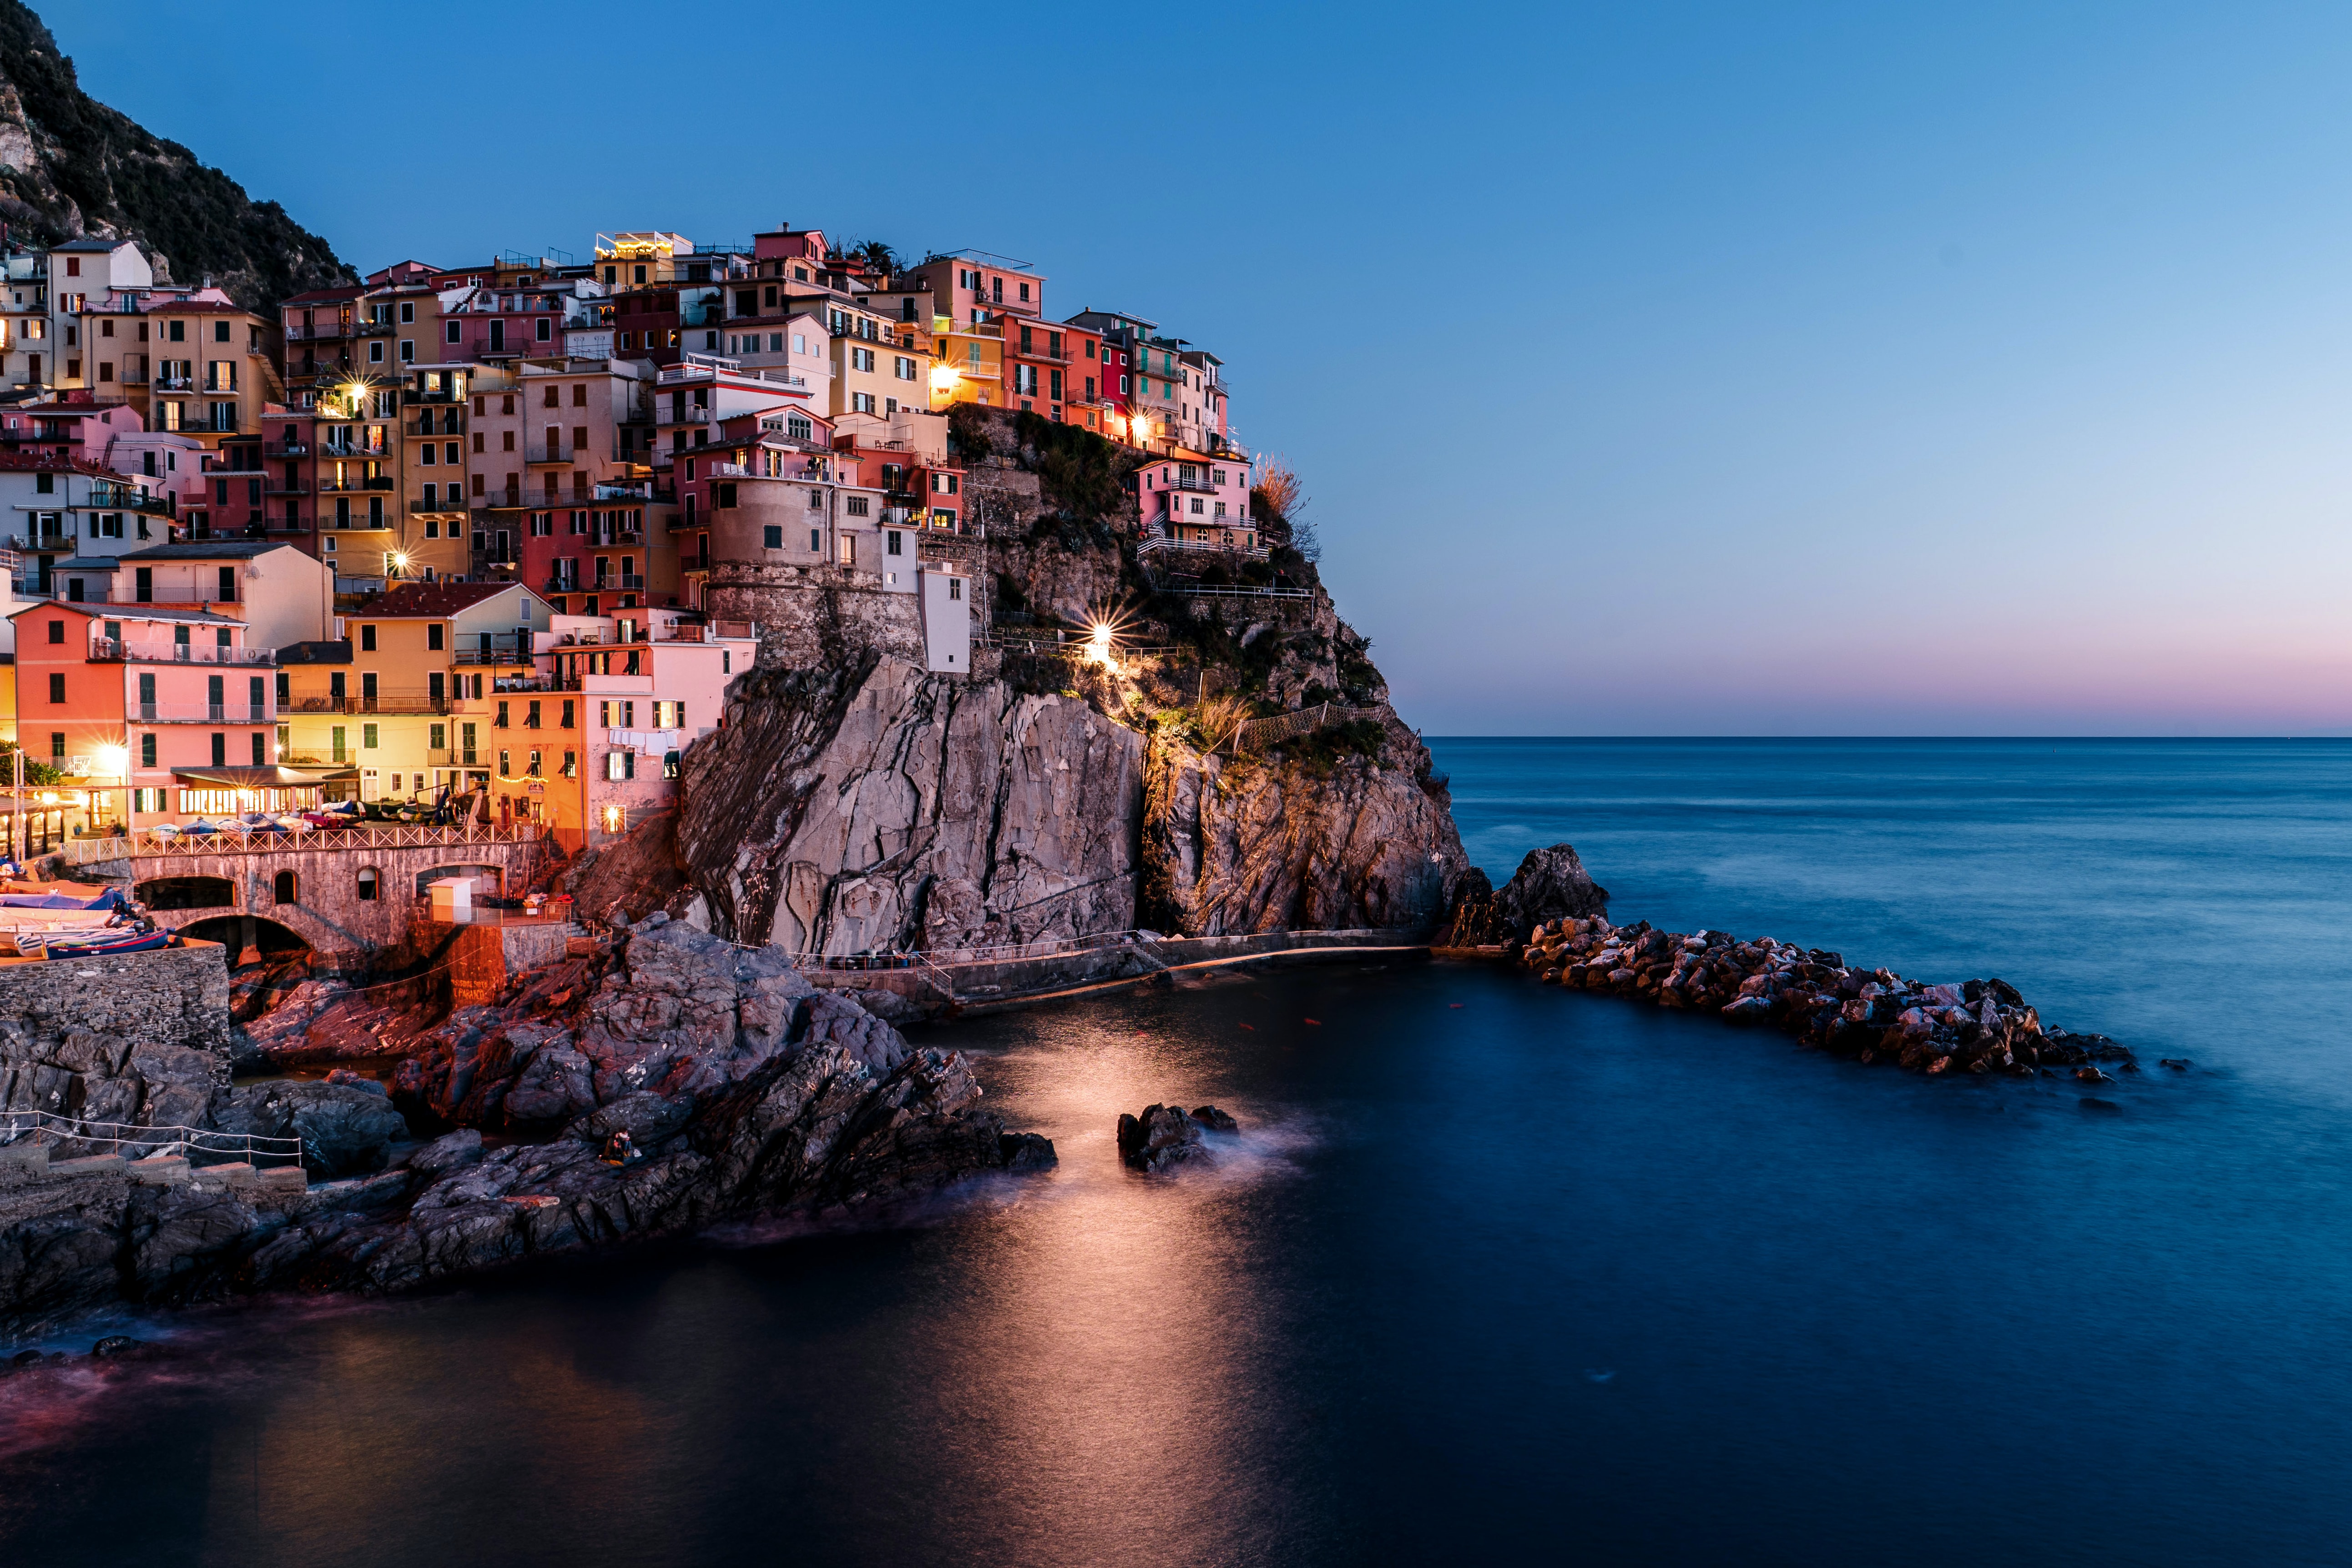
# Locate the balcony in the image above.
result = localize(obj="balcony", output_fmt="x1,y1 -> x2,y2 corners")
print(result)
409,418 -> 463,436
543,575 -> 582,595
265,482 -> 310,497
656,405 -> 712,426
92,640 -> 274,667
1167,474 -> 1220,493
449,649 -> 535,667
423,748 -> 486,769
592,573 -> 647,592
525,444 -> 575,464
131,703 -> 271,724
153,375 -> 196,392
318,476 -> 395,493
408,498 -> 469,514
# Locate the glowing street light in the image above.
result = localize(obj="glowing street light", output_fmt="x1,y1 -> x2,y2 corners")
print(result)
92,744 -> 127,780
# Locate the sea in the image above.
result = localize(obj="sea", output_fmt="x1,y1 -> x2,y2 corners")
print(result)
2,737 -> 2349,1565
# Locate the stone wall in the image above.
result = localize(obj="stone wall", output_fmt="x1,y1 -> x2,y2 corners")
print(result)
704,562 -> 925,671
0,938 -> 232,1061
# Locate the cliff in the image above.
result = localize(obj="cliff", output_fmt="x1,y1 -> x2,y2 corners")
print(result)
0,1 -> 353,308
588,409 -> 1475,954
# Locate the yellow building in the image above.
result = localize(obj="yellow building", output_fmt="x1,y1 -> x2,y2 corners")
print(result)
276,580 -> 553,807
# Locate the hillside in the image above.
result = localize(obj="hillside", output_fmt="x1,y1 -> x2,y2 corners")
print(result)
0,0 -> 352,308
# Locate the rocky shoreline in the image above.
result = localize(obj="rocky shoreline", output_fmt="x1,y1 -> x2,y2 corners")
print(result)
1455,842 -> 2137,1079
0,919 -> 1053,1338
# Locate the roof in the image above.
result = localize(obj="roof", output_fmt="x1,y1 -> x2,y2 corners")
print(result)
52,556 -> 121,571
51,237 -> 130,253
281,287 -> 365,306
276,640 -> 352,665
117,541 -> 296,562
5,602 -> 243,625
349,580 -> 523,618
168,766 -> 335,788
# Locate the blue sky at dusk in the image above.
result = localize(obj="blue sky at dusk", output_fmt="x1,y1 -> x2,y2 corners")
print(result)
44,0 -> 2352,734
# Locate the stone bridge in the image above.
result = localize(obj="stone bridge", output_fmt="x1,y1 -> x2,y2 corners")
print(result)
68,825 -> 559,968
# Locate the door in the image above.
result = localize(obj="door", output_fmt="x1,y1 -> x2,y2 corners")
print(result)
460,722 -> 478,766
137,673 -> 156,722
207,675 -> 224,722
362,672 -> 378,711
249,675 -> 265,722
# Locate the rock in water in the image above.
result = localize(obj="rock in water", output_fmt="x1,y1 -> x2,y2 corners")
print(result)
1495,845 -> 1610,935
1188,1105 -> 1239,1132
1117,1104 -> 1209,1171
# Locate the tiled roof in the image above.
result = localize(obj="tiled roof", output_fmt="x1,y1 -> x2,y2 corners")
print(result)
276,640 -> 352,665
117,541 -> 295,561
349,580 -> 520,618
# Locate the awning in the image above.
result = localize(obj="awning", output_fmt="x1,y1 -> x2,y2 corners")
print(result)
168,766 -> 339,788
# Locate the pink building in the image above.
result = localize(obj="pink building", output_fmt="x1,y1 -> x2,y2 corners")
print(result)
9,600 -> 279,825
1136,449 -> 1259,557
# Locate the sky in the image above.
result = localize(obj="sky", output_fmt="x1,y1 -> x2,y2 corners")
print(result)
40,0 -> 2352,734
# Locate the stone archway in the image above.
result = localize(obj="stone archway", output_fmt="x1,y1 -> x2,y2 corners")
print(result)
137,874 -> 238,911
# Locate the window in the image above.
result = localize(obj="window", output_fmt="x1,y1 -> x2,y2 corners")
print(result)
273,870 -> 297,905
850,347 -> 874,373
606,749 -> 633,781
845,495 -> 870,517
428,624 -> 444,650
811,527 -> 822,551
495,701 -> 510,729
561,699 -> 575,728
46,673 -> 63,703
763,524 -> 783,549
718,483 -> 737,509
363,724 -> 379,749
949,578 -> 964,600
359,624 -> 376,651
499,750 -> 511,777
400,301 -> 415,323
851,392 -> 875,413
141,733 -> 156,767
357,867 -> 379,901
895,355 -> 918,380
211,733 -> 226,766
45,619 -> 61,644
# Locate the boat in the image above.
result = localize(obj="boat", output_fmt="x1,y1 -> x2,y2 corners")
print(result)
41,928 -> 176,960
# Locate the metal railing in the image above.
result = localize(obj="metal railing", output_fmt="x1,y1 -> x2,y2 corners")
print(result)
92,640 -> 274,666
1229,701 -> 1388,754
66,819 -> 548,863
1139,534 -> 1268,562
525,444 -> 575,464
0,1109 -> 305,1169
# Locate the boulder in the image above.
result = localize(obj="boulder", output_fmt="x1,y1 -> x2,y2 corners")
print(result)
215,1081 -> 409,1178
1116,1103 -> 1208,1171
1494,844 -> 1610,936
1188,1104 -> 1239,1132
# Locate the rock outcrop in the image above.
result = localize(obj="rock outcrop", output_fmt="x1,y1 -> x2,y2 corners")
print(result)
1495,844 -> 1610,933
1116,1103 -> 1208,1171
676,654 -> 1145,954
1519,916 -> 2132,1076
1140,712 -> 1470,935
0,919 -> 1055,1334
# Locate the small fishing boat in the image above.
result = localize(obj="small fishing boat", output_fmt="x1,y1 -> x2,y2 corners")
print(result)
41,928 -> 176,959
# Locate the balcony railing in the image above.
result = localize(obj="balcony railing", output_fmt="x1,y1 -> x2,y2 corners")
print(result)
285,691 -> 450,716
317,476 -> 395,493
449,649 -> 535,666
131,703 -> 271,724
657,405 -> 712,426
592,573 -> 647,592
525,444 -> 575,464
92,640 -> 274,666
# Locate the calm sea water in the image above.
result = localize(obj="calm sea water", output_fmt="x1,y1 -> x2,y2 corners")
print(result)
4,738 -> 2349,1565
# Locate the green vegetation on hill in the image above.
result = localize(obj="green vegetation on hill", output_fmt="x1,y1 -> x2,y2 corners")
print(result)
0,0 -> 353,309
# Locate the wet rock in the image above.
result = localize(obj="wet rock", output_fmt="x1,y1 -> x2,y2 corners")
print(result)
407,1129 -> 485,1180
1494,844 -> 1610,936
1117,1103 -> 1208,1172
214,1080 -> 409,1178
89,1334 -> 141,1357
1188,1104 -> 1239,1132
2160,1058 -> 2193,1071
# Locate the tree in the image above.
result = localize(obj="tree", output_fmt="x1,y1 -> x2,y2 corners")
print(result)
1251,456 -> 1317,561
833,239 -> 901,277
0,743 -> 65,787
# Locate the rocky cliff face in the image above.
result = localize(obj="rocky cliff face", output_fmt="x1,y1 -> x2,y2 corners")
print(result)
0,1 -> 352,308
674,652 -> 1146,953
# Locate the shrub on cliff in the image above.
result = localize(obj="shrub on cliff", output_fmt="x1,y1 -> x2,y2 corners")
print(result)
1014,410 -> 1131,520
